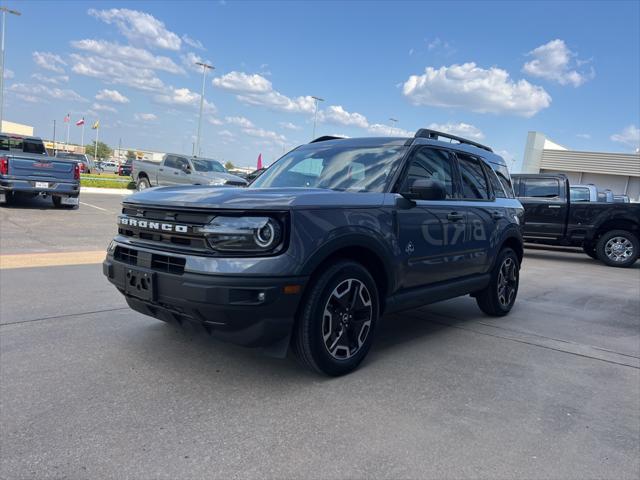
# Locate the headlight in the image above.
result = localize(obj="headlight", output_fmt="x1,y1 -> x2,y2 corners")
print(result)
209,178 -> 226,186
197,216 -> 283,253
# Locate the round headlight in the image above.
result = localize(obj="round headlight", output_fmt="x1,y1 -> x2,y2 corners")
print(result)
255,221 -> 276,248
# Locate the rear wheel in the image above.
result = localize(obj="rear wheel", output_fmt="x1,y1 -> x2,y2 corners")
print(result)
476,248 -> 520,316
596,230 -> 639,267
137,177 -> 151,191
0,191 -> 14,206
293,260 -> 379,376
52,195 -> 78,209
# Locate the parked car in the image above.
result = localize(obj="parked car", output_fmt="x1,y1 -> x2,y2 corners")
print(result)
512,173 -> 639,267
118,159 -> 132,177
104,129 -> 524,375
132,154 -> 248,190
97,161 -> 119,173
56,152 -> 94,174
0,134 -> 80,208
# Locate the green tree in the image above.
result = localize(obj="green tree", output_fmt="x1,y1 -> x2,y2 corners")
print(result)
126,150 -> 136,161
84,141 -> 112,160
224,160 -> 235,170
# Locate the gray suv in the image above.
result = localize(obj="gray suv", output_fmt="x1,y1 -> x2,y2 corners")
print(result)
104,129 -> 524,375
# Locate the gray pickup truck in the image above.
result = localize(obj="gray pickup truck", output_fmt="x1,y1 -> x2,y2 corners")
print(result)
0,134 -> 80,208
133,154 -> 247,190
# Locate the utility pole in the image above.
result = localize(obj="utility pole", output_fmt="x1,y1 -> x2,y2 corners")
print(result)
311,96 -> 324,139
52,119 -> 56,154
0,6 -> 21,132
194,61 -> 214,157
388,117 -> 398,136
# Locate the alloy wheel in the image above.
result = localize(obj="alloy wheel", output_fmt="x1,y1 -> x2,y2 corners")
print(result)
322,278 -> 373,360
605,236 -> 634,263
497,257 -> 518,308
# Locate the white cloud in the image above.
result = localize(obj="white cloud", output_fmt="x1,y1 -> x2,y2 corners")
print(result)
71,39 -> 184,74
576,133 -> 591,139
31,73 -> 69,85
4,69 -> 14,79
225,116 -> 254,128
427,122 -> 485,140
71,54 -> 165,92
207,116 -> 224,126
402,62 -> 551,117
213,71 -> 272,93
318,105 -> 369,128
367,123 -> 414,137
610,125 -> 640,149
95,89 -> 129,104
426,37 -> 455,55
181,52 -> 213,73
218,129 -> 235,138
135,113 -> 157,121
279,121 -> 301,130
496,149 -> 516,166
243,127 -> 286,143
182,34 -> 204,50
33,51 -> 67,73
8,83 -> 87,103
92,102 -> 117,113
154,87 -> 216,112
88,8 -> 181,51
523,39 -> 593,87
213,71 -> 315,113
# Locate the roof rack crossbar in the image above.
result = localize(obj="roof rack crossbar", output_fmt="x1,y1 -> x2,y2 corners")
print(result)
414,129 -> 492,152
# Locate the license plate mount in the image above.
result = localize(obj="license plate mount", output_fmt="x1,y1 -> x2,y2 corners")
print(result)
124,268 -> 156,302
35,182 -> 49,189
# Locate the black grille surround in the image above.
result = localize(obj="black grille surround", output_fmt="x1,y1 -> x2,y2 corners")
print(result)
117,203 -> 289,257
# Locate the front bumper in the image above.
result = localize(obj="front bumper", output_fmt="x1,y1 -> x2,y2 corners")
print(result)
103,249 -> 308,357
0,178 -> 80,197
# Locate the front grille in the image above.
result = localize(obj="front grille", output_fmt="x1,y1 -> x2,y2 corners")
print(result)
114,246 -> 138,265
151,254 -> 186,275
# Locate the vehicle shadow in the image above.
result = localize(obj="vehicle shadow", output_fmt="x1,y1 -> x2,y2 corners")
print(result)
1,194 -> 57,210
524,248 -> 640,269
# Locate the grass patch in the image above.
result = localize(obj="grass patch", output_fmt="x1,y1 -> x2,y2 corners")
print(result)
81,177 -> 136,189
81,173 -> 126,180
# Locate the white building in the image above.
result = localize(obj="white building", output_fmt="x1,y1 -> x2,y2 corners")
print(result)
522,131 -> 640,202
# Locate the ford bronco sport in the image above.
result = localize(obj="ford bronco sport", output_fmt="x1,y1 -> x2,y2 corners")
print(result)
104,129 -> 524,375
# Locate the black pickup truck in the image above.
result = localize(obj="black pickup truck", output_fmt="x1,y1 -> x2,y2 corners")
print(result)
512,174 -> 639,267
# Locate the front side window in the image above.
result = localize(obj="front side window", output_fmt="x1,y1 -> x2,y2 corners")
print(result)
399,147 -> 455,199
250,145 -> 406,192
458,154 -> 490,200
524,178 -> 560,198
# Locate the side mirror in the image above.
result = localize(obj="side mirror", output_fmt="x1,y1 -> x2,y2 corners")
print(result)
407,179 -> 446,200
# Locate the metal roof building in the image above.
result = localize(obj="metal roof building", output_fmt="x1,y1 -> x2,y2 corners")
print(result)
522,131 -> 640,202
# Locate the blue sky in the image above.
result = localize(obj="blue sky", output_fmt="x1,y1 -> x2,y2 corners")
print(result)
3,0 -> 639,169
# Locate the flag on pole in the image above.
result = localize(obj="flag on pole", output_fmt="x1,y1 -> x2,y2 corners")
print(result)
75,118 -> 85,126
256,153 -> 263,170
92,120 -> 100,130
63,113 -> 70,123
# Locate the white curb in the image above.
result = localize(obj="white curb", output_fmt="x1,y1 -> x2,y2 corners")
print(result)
80,187 -> 135,195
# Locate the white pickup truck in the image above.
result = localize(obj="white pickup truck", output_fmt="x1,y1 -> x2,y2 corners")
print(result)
132,154 -> 247,190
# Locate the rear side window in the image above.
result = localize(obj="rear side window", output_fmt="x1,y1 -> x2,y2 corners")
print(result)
493,164 -> 515,198
457,154 -> 490,200
163,155 -> 177,168
486,167 -> 507,198
400,147 -> 455,199
524,178 -> 560,198
570,187 -> 591,202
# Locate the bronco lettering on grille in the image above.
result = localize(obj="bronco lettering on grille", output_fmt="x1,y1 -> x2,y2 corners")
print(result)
119,216 -> 188,233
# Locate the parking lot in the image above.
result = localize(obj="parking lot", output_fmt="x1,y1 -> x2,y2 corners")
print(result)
1,193 -> 639,479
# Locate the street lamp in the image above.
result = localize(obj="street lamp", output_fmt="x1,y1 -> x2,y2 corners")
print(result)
388,117 -> 398,136
311,95 -> 324,139
194,61 -> 214,157
0,6 -> 21,133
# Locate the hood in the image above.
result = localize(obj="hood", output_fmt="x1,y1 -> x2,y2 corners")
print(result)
193,170 -> 247,184
124,185 -> 386,210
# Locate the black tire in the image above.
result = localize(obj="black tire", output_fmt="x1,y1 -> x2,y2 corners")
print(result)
476,247 -> 520,317
52,195 -> 78,209
1,191 -> 14,206
596,230 -> 639,268
137,177 -> 151,191
582,243 -> 598,260
292,260 -> 379,376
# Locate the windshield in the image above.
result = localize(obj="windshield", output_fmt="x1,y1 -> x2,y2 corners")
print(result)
0,136 -> 46,154
250,145 -> 406,192
192,158 -> 226,173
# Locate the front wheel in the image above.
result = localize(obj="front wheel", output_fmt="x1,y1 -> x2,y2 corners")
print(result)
476,247 -> 520,316
292,260 -> 379,376
596,230 -> 639,267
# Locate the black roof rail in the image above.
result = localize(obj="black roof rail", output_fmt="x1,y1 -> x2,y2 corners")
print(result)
414,128 -> 493,152
309,135 -> 346,143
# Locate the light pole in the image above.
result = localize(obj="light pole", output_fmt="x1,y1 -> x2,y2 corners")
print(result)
311,96 -> 324,139
194,61 -> 214,157
0,6 -> 20,133
388,117 -> 398,136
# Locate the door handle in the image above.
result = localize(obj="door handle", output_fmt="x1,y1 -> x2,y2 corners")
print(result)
491,211 -> 504,220
447,212 -> 464,222
548,205 -> 561,208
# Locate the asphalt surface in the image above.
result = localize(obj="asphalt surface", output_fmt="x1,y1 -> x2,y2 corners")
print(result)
1,193 -> 639,479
